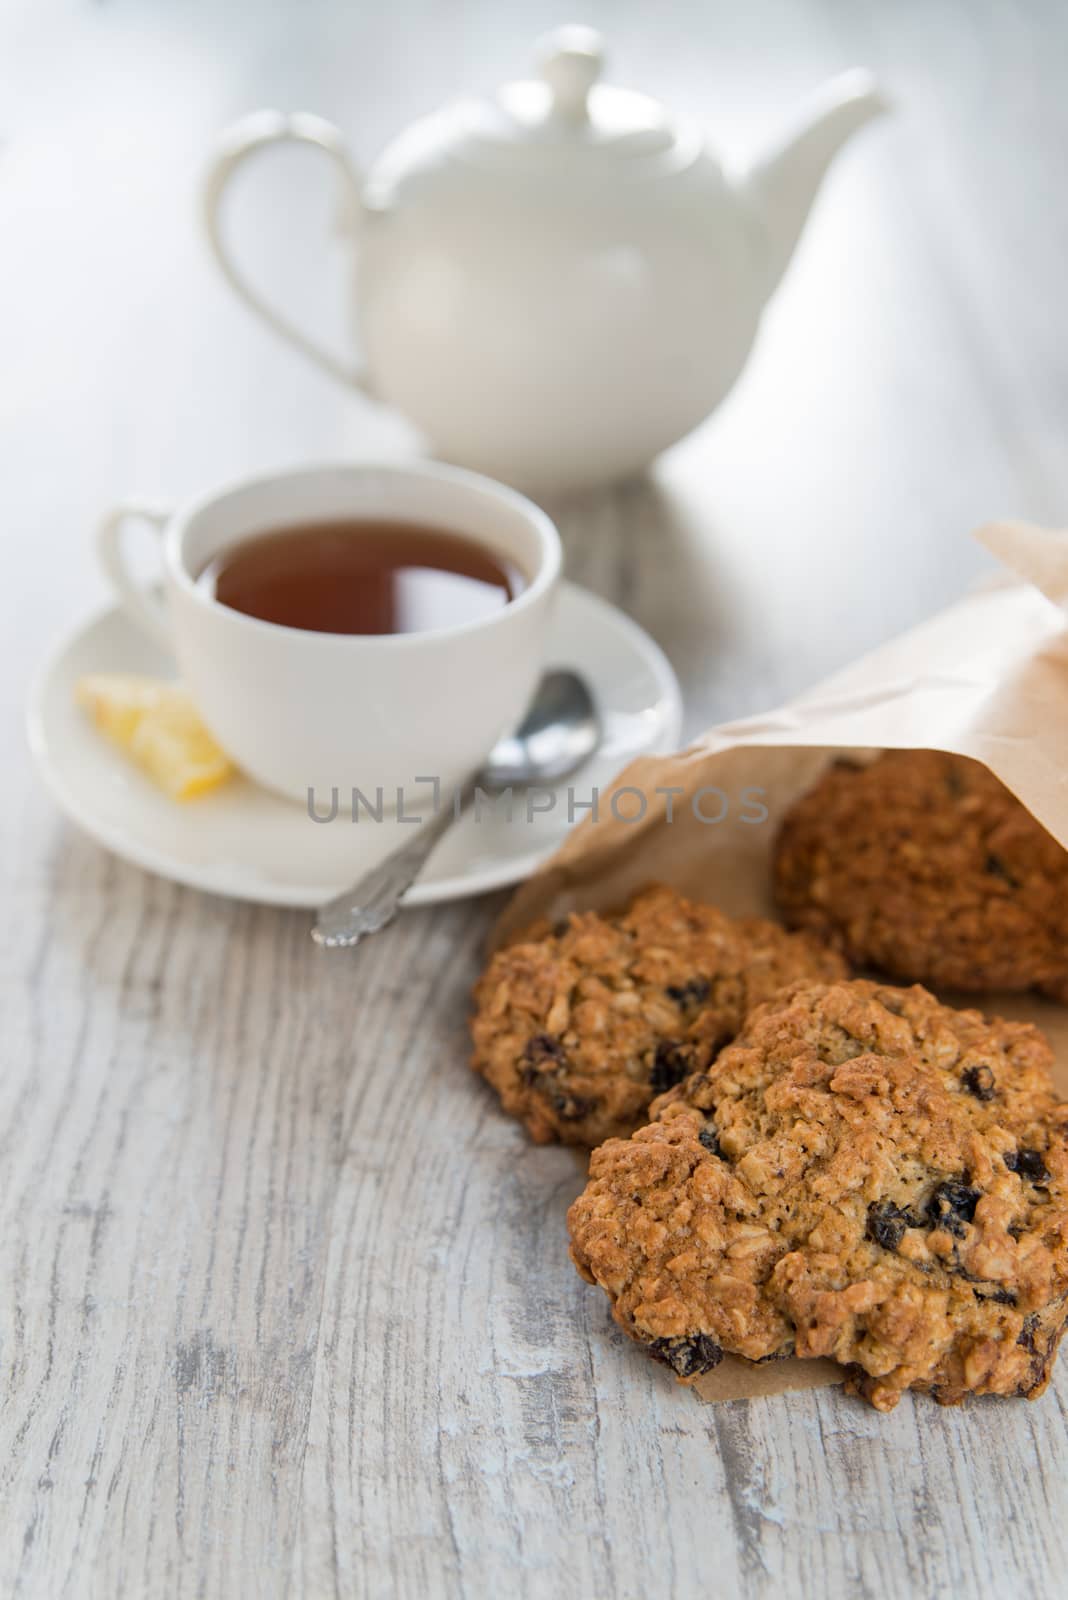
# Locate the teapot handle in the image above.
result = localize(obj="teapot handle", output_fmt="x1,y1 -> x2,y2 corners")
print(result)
202,111 -> 370,391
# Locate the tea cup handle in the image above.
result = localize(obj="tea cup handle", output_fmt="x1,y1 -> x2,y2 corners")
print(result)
202,111 -> 369,391
96,502 -> 174,652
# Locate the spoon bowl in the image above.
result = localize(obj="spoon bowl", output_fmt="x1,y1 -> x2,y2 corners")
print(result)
482,669 -> 600,789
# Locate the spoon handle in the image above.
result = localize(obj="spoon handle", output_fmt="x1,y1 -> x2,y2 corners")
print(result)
312,782 -> 473,948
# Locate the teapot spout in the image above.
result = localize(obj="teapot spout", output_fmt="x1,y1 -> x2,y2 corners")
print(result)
740,70 -> 889,300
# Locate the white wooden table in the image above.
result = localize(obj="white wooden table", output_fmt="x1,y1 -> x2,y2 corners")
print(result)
4,3 -> 1068,1595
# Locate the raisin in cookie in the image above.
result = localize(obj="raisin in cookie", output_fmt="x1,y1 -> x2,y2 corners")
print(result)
774,750 -> 1068,1000
470,885 -> 846,1147
568,979 -> 1068,1410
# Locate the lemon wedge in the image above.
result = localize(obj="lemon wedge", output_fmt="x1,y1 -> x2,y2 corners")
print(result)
75,674 -> 235,800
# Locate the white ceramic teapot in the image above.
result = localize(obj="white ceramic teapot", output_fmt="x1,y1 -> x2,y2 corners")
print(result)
204,27 -> 887,495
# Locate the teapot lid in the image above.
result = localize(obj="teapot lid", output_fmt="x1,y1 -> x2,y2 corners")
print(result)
442,27 -> 701,176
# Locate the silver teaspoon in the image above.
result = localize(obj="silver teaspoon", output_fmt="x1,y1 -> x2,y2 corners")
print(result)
312,669 -> 600,949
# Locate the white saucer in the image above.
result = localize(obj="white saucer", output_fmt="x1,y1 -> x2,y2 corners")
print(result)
28,583 -> 682,908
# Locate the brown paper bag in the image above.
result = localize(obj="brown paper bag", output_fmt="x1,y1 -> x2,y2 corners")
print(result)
494,522 -> 1068,1403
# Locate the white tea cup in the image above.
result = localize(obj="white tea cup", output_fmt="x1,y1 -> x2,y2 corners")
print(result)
97,460 -> 561,803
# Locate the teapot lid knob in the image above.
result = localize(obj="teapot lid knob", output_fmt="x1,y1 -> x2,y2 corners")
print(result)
536,25 -> 604,123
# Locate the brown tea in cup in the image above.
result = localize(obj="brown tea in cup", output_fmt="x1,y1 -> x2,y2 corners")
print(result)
196,519 -> 524,636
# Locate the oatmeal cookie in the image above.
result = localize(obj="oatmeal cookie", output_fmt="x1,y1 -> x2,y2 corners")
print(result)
471,886 -> 847,1147
568,979 -> 1068,1410
774,750 -> 1068,1000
